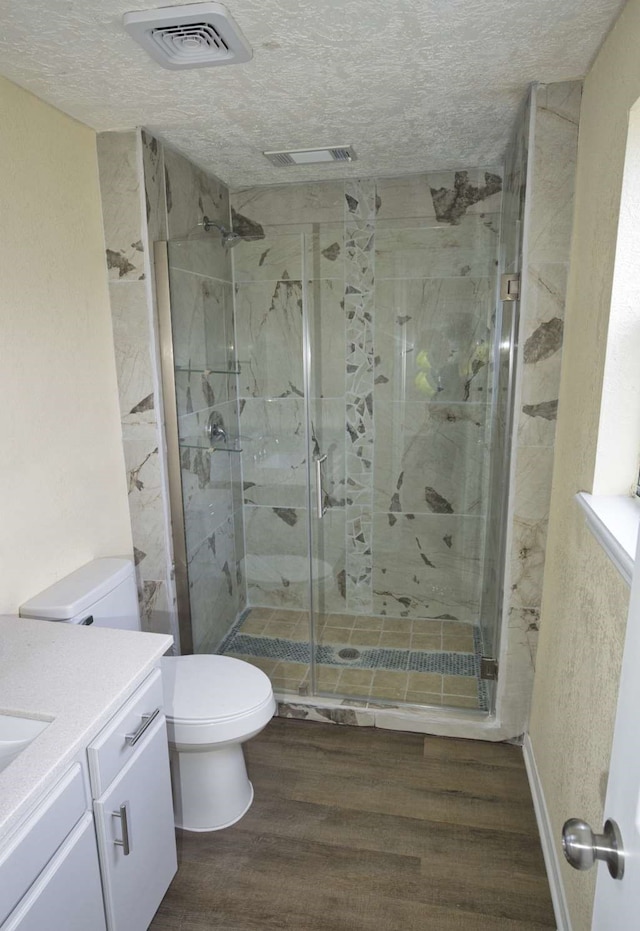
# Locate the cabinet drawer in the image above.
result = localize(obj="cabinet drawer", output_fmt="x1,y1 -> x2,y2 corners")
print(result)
0,763 -> 86,925
88,669 -> 163,797
0,814 -> 106,931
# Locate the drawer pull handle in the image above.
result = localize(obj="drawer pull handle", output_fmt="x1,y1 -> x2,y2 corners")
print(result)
125,707 -> 160,747
112,801 -> 131,856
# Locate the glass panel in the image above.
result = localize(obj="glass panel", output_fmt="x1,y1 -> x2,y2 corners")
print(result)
222,232 -> 313,696
165,237 -> 243,655
308,209 -> 500,710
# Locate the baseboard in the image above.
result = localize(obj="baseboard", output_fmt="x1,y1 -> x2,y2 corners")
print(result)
523,734 -> 572,931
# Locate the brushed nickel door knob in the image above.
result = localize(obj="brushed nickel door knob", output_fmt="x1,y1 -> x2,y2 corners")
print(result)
562,818 -> 624,879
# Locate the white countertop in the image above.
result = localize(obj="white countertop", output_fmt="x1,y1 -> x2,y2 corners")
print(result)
0,615 -> 172,842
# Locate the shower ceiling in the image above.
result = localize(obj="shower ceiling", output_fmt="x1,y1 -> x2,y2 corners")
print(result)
0,0 -> 624,188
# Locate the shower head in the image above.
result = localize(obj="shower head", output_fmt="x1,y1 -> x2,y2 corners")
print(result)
201,215 -> 243,249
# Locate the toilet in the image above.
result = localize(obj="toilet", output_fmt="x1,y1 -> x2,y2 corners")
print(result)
19,557 -> 276,832
161,654 -> 275,831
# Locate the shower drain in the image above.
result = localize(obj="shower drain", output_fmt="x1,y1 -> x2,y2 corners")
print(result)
337,648 -> 360,661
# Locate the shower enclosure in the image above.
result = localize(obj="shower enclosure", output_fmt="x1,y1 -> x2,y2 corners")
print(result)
155,171 -> 514,715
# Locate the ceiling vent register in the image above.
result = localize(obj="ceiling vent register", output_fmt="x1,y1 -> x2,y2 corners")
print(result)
123,2 -> 252,70
263,146 -> 357,167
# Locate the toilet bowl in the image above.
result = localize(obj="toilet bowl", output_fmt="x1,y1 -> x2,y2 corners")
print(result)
161,654 -> 276,832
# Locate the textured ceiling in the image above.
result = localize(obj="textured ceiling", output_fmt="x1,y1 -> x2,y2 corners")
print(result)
0,0 -> 625,188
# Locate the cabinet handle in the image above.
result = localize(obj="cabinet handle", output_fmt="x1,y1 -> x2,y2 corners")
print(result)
125,707 -> 160,747
112,801 -> 131,856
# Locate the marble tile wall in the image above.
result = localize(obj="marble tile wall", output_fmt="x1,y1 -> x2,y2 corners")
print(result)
486,82 -> 581,736
98,130 -> 245,651
231,169 -> 502,622
509,82 -> 581,670
97,131 -> 176,638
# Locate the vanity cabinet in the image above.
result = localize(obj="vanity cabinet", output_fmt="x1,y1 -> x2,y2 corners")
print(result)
0,668 -> 177,931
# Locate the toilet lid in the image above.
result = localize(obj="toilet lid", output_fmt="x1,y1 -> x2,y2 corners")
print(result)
161,655 -> 273,723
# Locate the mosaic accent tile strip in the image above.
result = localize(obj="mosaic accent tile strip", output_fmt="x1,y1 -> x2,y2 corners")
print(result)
344,179 -> 377,613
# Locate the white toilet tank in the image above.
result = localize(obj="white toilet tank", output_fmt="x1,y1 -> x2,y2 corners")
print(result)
19,558 -> 141,631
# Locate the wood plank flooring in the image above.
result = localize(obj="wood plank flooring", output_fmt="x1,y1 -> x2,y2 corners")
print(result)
150,719 -> 555,930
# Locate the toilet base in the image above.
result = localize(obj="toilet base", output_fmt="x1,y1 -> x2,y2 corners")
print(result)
168,741 -> 254,832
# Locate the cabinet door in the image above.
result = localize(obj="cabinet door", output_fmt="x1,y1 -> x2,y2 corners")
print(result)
1,814 -> 106,931
93,716 -> 177,931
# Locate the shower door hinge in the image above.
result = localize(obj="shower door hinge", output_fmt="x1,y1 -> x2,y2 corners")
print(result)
480,657 -> 499,680
500,273 -> 520,302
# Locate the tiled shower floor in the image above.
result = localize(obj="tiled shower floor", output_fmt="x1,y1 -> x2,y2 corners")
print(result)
220,608 -> 489,711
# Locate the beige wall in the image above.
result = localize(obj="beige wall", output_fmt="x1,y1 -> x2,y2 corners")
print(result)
529,1 -> 640,927
0,76 -> 132,611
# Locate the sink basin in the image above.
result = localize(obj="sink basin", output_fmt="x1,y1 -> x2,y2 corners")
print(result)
0,714 -> 49,774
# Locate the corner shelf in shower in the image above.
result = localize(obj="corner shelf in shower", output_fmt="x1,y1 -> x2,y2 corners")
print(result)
178,435 -> 243,454
174,363 -> 248,376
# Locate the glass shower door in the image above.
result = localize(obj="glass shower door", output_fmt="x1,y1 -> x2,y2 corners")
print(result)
157,236 -> 245,656
230,230 -> 314,696
307,212 -> 500,709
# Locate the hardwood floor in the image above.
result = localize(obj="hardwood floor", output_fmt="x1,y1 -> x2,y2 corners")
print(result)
150,719 -> 555,930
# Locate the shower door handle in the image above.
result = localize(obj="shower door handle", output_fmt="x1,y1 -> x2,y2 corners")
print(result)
314,454 -> 327,519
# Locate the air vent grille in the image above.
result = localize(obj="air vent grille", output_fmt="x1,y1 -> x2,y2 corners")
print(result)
268,152 -> 296,167
329,148 -> 353,161
123,2 -> 252,70
150,23 -> 230,65
263,146 -> 357,167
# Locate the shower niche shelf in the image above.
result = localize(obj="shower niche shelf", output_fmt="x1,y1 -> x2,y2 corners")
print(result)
178,435 -> 243,454
174,362 -> 247,376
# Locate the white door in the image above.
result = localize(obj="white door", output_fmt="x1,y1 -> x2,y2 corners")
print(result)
589,524 -> 640,927
93,716 -> 177,931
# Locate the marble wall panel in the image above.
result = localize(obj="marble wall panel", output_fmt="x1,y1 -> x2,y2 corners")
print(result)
234,279 -> 304,398
306,225 -> 345,280
243,505 -> 310,610
375,217 -> 500,280
233,230 -> 302,283
310,508 -> 348,616
376,168 -> 503,222
232,181 -> 345,228
189,515 -> 239,652
97,131 -> 176,638
307,277 -> 346,399
373,401 -> 487,516
374,278 -> 493,403
233,223 -> 345,282
109,281 -> 155,424
122,423 -> 167,584
167,271 -> 234,381
97,133 -> 145,282
163,145 -> 230,242
240,398 -> 307,508
180,448 -> 235,548
372,513 -> 483,621
168,236 -> 230,284
141,130 -> 166,244
528,82 -> 583,265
